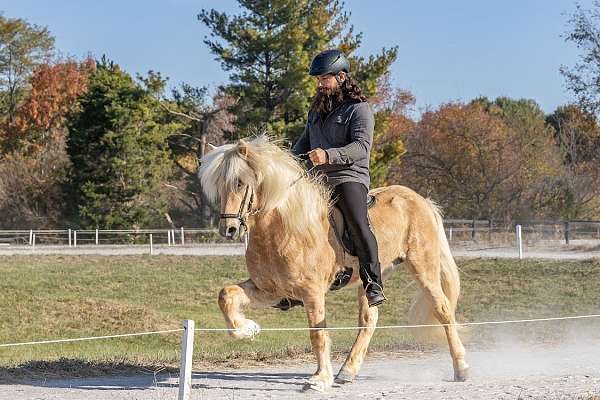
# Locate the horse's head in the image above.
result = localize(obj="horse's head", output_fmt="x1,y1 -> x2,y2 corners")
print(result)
198,138 -> 259,239
198,135 -> 329,244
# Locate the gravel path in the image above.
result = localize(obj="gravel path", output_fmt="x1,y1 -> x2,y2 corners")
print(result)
3,342 -> 600,399
1,242 -> 600,260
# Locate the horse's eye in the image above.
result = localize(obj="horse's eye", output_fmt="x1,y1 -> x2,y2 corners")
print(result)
237,181 -> 244,190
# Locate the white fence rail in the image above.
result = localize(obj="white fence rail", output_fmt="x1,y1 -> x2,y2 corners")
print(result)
0,228 -> 222,247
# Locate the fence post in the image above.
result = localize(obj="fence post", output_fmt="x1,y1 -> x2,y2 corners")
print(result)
516,224 -> 523,260
449,227 -> 453,242
181,227 -> 185,245
564,221 -> 570,245
178,319 -> 195,400
29,229 -> 33,246
488,219 -> 492,242
471,218 -> 476,240
167,230 -> 171,246
95,229 -> 99,245
149,233 -> 153,256
68,228 -> 72,247
74,230 -> 77,247
32,233 -> 36,248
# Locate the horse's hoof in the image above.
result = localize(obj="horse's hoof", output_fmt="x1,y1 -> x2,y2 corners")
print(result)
231,319 -> 261,340
334,369 -> 355,384
454,367 -> 469,382
303,376 -> 332,392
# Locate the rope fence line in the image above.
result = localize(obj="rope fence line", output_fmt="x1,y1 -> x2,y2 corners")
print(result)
1,313 -> 599,348
0,328 -> 184,348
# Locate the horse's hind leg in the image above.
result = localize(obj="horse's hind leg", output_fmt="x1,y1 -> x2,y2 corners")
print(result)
408,257 -> 469,381
335,286 -> 379,384
302,293 -> 333,392
218,279 -> 279,339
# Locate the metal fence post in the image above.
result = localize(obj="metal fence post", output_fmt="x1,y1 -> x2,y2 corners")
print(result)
74,230 -> 77,247
68,228 -> 72,247
95,229 -> 99,245
178,319 -> 195,400
149,233 -> 153,255
516,224 -> 523,260
181,227 -> 185,245
29,229 -> 33,246
564,221 -> 570,245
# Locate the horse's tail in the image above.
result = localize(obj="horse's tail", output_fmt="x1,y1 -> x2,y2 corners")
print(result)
408,199 -> 461,343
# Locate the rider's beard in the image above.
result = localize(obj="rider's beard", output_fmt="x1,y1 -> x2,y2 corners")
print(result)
311,85 -> 345,116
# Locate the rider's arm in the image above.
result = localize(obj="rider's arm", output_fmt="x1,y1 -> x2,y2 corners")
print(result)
291,122 -> 311,157
325,103 -> 374,165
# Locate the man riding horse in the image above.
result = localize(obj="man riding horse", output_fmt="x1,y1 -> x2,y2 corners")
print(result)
277,49 -> 386,308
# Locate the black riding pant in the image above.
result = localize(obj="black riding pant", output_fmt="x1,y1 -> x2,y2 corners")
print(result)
331,182 -> 382,286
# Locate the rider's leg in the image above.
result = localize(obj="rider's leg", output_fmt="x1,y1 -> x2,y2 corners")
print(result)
332,182 -> 385,307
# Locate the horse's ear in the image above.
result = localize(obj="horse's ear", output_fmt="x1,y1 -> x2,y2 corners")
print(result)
238,139 -> 249,158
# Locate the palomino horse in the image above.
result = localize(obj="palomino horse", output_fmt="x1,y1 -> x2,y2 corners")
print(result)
199,135 -> 468,391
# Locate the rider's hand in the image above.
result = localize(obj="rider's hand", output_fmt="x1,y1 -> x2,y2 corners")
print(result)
308,148 -> 329,166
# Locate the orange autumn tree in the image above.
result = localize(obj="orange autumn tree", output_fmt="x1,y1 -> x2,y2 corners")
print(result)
8,58 -> 94,151
400,101 -> 561,219
0,59 -> 93,228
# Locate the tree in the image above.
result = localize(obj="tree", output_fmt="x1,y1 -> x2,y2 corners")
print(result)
370,74 -> 413,187
162,84 -> 237,226
66,60 -> 180,229
0,59 -> 93,228
0,15 -> 54,146
199,0 -> 397,141
401,101 -> 561,219
546,105 -> 600,218
0,135 -> 70,229
561,1 -> 600,116
10,59 -> 94,150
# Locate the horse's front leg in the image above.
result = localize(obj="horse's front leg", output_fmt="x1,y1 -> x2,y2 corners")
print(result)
335,286 -> 379,384
218,279 -> 279,339
303,293 -> 333,392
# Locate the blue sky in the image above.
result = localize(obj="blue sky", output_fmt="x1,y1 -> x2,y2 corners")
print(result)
0,0 -> 594,114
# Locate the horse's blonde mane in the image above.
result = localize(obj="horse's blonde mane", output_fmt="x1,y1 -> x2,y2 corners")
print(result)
199,135 -> 330,246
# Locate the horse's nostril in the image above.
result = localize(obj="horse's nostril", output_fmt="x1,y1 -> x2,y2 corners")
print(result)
227,226 -> 237,236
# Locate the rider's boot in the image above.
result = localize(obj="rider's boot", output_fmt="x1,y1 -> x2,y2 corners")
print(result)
359,262 -> 386,307
272,298 -> 304,311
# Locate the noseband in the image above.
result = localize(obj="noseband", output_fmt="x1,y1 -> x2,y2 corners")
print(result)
219,185 -> 257,234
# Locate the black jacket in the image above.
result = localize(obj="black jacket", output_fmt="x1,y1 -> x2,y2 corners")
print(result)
291,101 -> 375,189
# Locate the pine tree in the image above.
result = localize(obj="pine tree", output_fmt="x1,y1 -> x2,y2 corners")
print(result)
66,59 -> 179,229
199,0 -> 397,142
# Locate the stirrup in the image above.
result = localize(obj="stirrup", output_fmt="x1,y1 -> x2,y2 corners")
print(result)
364,282 -> 386,307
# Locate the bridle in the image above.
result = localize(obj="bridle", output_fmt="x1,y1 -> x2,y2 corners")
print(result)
219,184 -> 259,236
218,154 -> 315,237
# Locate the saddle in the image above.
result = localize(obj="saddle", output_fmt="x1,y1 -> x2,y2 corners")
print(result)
327,194 -> 377,291
329,194 -> 377,256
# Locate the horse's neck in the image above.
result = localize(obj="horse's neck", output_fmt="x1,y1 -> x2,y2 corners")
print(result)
248,206 -> 330,253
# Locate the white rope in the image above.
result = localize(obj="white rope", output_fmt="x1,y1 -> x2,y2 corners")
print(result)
0,328 -> 183,348
194,313 -> 600,332
1,313 -> 599,348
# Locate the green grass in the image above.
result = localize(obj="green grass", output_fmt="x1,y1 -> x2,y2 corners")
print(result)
0,255 -> 599,378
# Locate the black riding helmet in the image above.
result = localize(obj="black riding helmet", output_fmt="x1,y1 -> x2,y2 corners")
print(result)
309,49 -> 350,76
